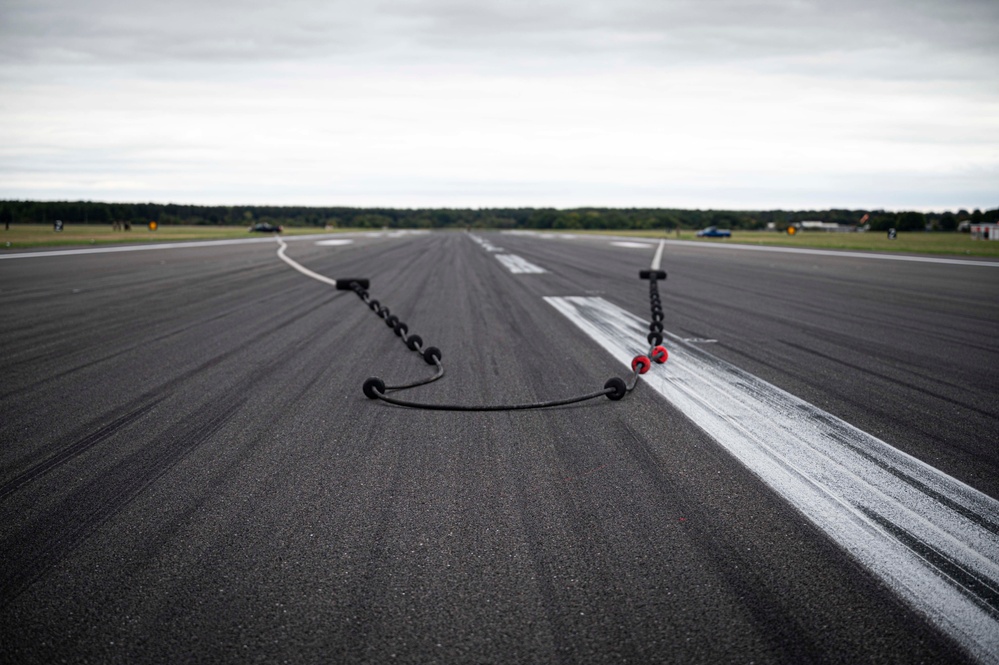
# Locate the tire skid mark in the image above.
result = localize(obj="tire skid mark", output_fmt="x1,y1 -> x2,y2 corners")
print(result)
667,287 -> 999,357
0,397 -> 245,605
704,340 -> 996,471
858,506 -> 999,618
0,402 -> 159,499
826,431 -> 999,538
547,295 -> 999,664
0,291 -> 337,491
780,339 -> 999,422
0,306 -> 326,606
0,273 -> 308,391
608,419 -> 829,663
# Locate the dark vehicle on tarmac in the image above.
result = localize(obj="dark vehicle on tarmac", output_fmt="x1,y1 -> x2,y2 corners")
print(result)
696,226 -> 731,238
249,223 -> 283,233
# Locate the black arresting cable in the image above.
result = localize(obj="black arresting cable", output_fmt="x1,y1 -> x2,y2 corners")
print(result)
345,270 -> 670,411
640,268 -> 671,366
364,377 -> 628,411
339,280 -> 446,393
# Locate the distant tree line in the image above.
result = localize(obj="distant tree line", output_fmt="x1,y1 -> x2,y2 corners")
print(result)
1,200 -> 995,232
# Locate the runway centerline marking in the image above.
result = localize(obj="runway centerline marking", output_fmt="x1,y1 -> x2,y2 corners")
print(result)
468,233 -> 504,252
494,254 -> 547,274
651,240 -> 665,271
470,234 -> 547,274
547,295 -> 999,664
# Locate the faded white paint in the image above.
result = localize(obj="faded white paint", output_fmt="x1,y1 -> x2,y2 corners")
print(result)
0,236 -> 312,259
495,254 -> 546,274
547,295 -> 999,664
651,239 -> 665,270
512,231 -> 999,268
275,236 -> 338,287
468,233 -> 504,253
611,241 -> 655,249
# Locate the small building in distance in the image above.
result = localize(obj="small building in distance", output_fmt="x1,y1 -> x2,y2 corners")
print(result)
970,223 -> 999,240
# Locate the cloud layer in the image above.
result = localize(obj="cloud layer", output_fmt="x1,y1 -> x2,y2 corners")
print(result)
2,0 -> 997,209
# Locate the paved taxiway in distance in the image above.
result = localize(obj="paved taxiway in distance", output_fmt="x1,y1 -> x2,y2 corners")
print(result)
1,231 -> 997,663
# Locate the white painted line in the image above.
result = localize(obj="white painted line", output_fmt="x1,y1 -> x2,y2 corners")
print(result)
315,239 -> 355,246
508,231 -> 999,268
611,241 -> 655,249
0,234 -> 347,260
0,237 -> 279,259
495,254 -> 547,274
654,239 -> 999,267
468,233 -> 504,253
275,236 -> 338,287
651,240 -> 665,270
362,230 -> 431,238
547,295 -> 999,664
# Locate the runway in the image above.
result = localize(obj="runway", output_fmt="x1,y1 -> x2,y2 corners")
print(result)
2,231 -> 997,663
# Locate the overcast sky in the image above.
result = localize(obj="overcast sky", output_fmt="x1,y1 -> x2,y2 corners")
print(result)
1,0 -> 997,210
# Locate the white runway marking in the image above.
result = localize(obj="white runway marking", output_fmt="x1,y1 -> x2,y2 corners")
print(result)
495,254 -> 547,274
658,239 -> 999,267
547,295 -> 999,664
275,236 -> 338,287
315,239 -> 354,246
362,230 -> 431,238
502,230 -> 999,268
468,234 -> 504,252
0,237 -> 284,259
611,241 -> 655,249
0,234 -> 348,260
651,240 -> 665,271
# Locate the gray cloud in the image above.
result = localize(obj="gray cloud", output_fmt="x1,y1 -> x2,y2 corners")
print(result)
2,0 -> 996,81
1,0 -> 996,209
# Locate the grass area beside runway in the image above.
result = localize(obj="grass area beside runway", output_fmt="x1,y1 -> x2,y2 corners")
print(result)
566,229 -> 999,258
4,224 -> 997,258
0,224 -> 361,250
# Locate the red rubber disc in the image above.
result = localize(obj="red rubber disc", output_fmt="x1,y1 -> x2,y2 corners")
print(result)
632,355 -> 652,374
651,345 -> 669,363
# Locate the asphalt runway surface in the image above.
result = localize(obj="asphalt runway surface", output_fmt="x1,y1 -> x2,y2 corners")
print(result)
2,231 -> 998,663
